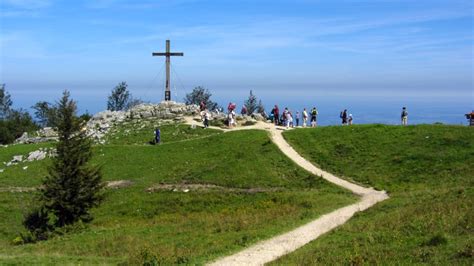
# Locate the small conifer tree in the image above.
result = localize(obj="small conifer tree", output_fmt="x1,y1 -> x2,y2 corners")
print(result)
40,90 -> 104,227
244,90 -> 258,115
257,100 -> 265,114
184,86 -> 220,111
0,84 -> 13,119
107,82 -> 131,111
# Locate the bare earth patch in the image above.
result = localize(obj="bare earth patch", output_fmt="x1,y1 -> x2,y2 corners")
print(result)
146,183 -> 282,194
105,180 -> 134,189
0,186 -> 38,193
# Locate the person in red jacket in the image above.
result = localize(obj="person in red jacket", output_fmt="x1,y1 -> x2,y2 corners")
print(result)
272,105 -> 279,125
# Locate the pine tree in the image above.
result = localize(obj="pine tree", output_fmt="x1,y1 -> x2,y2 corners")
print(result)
184,86 -> 220,111
0,84 -> 13,120
40,91 -> 104,227
107,82 -> 131,111
244,90 -> 258,115
257,100 -> 265,114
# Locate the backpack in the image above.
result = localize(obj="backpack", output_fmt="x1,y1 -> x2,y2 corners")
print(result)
312,109 -> 318,116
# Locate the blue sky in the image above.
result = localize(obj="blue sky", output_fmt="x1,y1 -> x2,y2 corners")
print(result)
0,0 -> 473,115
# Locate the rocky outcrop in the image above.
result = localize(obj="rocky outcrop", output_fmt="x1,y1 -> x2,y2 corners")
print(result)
14,101 -> 200,144
85,101 -> 199,143
14,127 -> 59,144
2,147 -> 56,169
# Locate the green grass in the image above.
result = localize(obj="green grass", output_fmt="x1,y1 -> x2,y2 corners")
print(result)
0,125 -> 356,264
271,124 -> 474,265
104,120 -> 220,145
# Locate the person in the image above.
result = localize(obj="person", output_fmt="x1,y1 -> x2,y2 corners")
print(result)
340,109 -> 348,125
295,111 -> 300,127
203,109 -> 210,128
272,105 -> 280,125
401,107 -> 408,126
286,109 -> 293,128
228,102 -> 236,112
282,108 -> 288,127
466,110 -> 474,126
231,109 -> 236,127
241,105 -> 248,115
227,111 -> 233,128
302,108 -> 308,127
199,101 -> 206,112
154,128 -> 161,144
348,113 -> 353,125
310,107 -> 318,127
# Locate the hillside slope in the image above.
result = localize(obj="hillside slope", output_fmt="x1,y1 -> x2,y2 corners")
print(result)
272,124 -> 473,265
0,123 -> 356,264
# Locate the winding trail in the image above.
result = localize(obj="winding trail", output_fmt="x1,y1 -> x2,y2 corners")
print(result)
184,117 -> 389,266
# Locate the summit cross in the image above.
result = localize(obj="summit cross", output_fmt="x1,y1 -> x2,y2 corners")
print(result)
152,40 -> 184,101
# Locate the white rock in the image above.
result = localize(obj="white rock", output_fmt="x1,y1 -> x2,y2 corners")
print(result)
12,155 -> 23,162
27,150 -> 47,161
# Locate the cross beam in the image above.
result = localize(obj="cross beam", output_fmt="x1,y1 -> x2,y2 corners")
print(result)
152,40 -> 183,101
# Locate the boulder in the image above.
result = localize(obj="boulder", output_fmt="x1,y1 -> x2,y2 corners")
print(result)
251,113 -> 266,122
27,150 -> 47,161
12,155 -> 23,163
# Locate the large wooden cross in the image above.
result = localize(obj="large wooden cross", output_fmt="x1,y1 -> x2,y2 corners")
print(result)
152,40 -> 184,101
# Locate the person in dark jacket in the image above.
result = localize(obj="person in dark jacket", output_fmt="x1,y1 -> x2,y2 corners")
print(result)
154,128 -> 161,144
341,109 -> 348,125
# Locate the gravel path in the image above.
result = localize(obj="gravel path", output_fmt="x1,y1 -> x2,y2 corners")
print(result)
184,117 -> 389,265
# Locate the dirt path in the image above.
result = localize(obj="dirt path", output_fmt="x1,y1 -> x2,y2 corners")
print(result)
184,116 -> 388,266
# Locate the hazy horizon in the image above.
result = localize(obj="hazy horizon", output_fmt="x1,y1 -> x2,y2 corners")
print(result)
1,0 -> 473,124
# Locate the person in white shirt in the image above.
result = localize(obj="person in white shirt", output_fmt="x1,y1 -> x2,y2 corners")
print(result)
302,108 -> 308,127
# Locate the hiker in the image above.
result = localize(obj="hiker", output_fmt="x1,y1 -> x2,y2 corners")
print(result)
271,105 -> 280,125
282,108 -> 288,127
287,110 -> 293,128
310,107 -> 318,127
228,109 -> 236,128
466,111 -> 474,126
227,111 -> 233,128
340,109 -> 348,125
241,105 -> 248,115
228,102 -> 236,112
154,128 -> 161,144
203,109 -> 210,128
302,108 -> 308,127
401,107 -> 408,126
348,113 -> 353,125
199,101 -> 206,112
295,111 -> 300,127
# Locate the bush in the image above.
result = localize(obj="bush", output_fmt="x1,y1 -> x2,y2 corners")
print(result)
0,109 -> 39,144
22,207 -> 53,242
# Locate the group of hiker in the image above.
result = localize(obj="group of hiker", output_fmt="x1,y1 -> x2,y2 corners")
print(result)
153,103 -> 412,144
269,105 -> 358,128
270,106 -> 321,128
201,101 -> 411,129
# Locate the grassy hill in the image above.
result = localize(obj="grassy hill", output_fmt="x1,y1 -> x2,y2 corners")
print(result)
0,123 -> 356,264
272,124 -> 473,265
